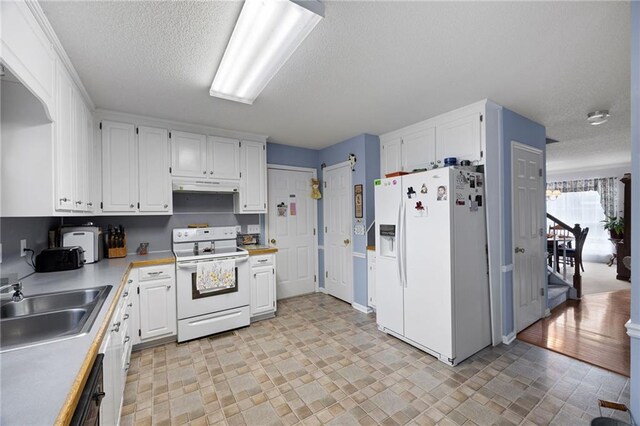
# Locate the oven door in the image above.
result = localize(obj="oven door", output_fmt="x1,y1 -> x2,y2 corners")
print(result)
176,255 -> 249,319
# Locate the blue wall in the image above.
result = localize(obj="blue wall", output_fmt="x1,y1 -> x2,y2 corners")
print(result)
630,0 -> 639,417
266,134 -> 380,307
266,142 -> 319,169
500,108 -> 547,335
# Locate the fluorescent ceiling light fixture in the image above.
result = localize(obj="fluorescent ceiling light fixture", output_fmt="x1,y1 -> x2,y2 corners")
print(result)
587,110 -> 610,126
210,0 -> 324,105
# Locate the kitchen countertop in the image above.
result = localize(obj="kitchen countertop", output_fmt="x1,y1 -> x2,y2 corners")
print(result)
242,245 -> 278,255
0,252 -> 175,426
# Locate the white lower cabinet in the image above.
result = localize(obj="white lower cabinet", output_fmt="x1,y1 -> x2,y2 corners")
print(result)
100,279 -> 133,426
250,254 -> 276,319
367,250 -> 376,309
136,264 -> 177,342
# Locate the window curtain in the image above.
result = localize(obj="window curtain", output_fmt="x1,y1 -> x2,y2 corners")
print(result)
546,177 -> 618,218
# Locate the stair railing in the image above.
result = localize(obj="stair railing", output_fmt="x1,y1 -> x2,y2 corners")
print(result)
546,213 -> 583,299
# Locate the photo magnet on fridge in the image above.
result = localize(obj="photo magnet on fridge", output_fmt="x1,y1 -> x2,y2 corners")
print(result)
437,185 -> 447,201
469,176 -> 476,189
420,184 -> 428,194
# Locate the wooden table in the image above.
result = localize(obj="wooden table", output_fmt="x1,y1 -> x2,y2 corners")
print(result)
547,236 -> 574,272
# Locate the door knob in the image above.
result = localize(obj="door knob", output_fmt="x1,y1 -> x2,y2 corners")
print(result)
514,247 -> 525,253
270,239 -> 276,244
344,239 -> 350,245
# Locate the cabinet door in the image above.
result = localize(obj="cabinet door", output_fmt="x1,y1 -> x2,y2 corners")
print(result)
170,131 -> 207,178
239,141 -> 267,213
73,95 -> 87,211
402,127 -> 435,172
138,126 -> 171,212
208,136 -> 240,180
435,112 -> 482,163
139,278 -> 176,340
381,137 -> 402,176
251,265 -> 275,316
54,67 -> 75,211
101,121 -> 137,212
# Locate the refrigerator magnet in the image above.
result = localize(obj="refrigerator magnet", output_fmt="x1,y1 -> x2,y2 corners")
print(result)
407,186 -> 416,199
420,184 -> 428,194
456,193 -> 465,206
470,201 -> 479,212
477,175 -> 484,187
455,173 -> 467,189
414,201 -> 427,217
277,202 -> 287,217
437,185 -> 447,201
469,176 -> 476,189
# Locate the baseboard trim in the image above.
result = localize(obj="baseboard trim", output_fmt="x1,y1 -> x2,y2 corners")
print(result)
502,331 -> 516,345
626,320 -> 640,339
544,308 -> 551,317
352,302 -> 373,314
317,287 -> 327,294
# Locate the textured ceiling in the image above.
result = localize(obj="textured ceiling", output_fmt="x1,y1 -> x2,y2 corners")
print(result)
39,1 -> 631,172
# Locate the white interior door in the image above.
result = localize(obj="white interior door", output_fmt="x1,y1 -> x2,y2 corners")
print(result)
512,142 -> 545,332
267,167 -> 317,299
323,163 -> 353,303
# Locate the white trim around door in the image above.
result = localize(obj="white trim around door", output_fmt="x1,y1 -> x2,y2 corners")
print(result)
266,164 -> 320,295
322,161 -> 354,303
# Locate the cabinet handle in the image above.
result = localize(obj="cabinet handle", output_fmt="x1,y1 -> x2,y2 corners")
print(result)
125,362 -> 130,371
244,204 -> 247,208
123,313 -> 129,320
147,271 -> 162,276
60,198 -> 69,202
130,204 -> 134,208
166,284 -> 172,289
76,201 -> 83,205
203,171 -> 207,175
123,291 -> 129,298
257,259 -> 268,263
124,336 -> 130,343
164,204 -> 168,208
112,321 -> 121,332
254,273 -> 257,278
128,280 -> 133,284
210,171 -> 214,175
128,302 -> 133,307
87,202 -> 93,207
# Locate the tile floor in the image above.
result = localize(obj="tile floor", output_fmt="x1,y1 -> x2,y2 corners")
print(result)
121,294 -> 631,426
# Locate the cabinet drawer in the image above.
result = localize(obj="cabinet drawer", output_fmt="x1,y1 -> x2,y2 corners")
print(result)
139,264 -> 174,281
250,255 -> 273,267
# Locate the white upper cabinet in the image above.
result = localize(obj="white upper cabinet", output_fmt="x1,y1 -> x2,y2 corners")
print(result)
236,140 -> 267,213
380,102 -> 486,177
170,131 -> 207,178
380,137 -> 403,176
208,136 -> 240,180
138,126 -> 171,212
54,66 -> 76,211
435,112 -> 482,163
101,121 -> 137,212
403,127 -> 436,172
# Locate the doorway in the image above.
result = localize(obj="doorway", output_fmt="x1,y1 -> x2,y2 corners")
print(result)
511,142 -> 545,332
323,162 -> 353,303
267,166 -> 318,299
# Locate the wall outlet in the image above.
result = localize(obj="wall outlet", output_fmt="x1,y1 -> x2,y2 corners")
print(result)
248,224 -> 260,234
235,225 -> 242,233
20,239 -> 27,257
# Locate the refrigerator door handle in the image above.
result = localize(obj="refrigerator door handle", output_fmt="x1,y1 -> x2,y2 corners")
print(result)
401,199 -> 408,288
396,200 -> 404,287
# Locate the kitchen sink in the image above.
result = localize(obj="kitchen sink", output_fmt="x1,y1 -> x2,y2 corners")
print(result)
0,286 -> 112,352
1,288 -> 104,318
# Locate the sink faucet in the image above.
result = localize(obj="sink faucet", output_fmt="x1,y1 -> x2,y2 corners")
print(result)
0,281 -> 24,302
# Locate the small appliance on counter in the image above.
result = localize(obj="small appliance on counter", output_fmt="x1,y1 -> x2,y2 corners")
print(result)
60,226 -> 103,264
35,247 -> 85,272
237,233 -> 260,246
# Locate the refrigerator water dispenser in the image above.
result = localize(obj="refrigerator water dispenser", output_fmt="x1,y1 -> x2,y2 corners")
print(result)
379,224 -> 396,257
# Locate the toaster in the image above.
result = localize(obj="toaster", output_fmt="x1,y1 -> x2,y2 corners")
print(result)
60,226 -> 103,263
35,247 -> 85,273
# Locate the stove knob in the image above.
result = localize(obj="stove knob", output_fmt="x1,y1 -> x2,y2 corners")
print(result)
177,232 -> 182,237
184,232 -> 189,237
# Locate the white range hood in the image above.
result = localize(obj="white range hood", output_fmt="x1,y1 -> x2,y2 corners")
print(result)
172,179 -> 239,194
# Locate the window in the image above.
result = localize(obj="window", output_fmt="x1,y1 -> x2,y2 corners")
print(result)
546,191 -> 612,262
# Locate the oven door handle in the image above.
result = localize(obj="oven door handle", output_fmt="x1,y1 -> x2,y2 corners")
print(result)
176,256 -> 249,269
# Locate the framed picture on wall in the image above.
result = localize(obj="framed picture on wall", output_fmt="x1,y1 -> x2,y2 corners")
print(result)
354,184 -> 363,218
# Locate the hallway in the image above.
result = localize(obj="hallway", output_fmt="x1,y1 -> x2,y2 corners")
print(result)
518,289 -> 631,377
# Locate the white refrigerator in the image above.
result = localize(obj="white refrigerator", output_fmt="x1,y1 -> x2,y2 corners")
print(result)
374,167 -> 491,366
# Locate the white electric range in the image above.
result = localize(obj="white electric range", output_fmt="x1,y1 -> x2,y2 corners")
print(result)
172,226 -> 250,342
